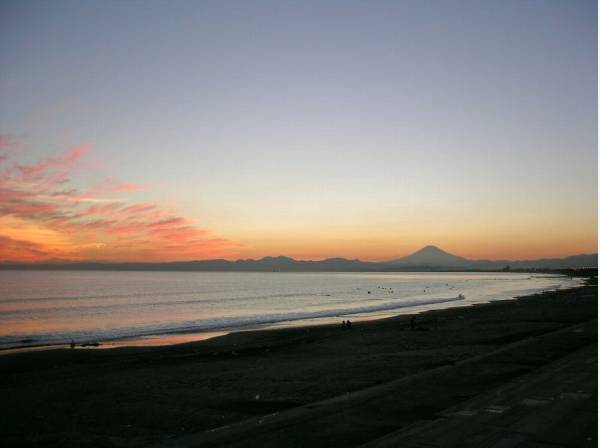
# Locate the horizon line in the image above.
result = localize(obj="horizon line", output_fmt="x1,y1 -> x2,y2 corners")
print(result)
0,249 -> 597,266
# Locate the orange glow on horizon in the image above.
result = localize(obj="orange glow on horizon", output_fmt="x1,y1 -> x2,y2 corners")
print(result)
0,142 -> 596,264
231,236 -> 597,263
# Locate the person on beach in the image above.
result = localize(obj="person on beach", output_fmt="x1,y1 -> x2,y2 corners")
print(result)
346,320 -> 352,329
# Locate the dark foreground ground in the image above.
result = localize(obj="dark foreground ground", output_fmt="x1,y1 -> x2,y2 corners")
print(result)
1,279 -> 597,447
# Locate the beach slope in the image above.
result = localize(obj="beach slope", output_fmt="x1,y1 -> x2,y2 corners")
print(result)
1,281 -> 597,447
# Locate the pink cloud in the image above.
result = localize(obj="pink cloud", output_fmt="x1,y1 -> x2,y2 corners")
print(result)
146,217 -> 191,229
85,202 -> 123,216
88,178 -> 149,195
1,201 -> 59,218
120,203 -> 158,215
19,145 -> 91,180
113,182 -> 146,192
0,135 -> 19,166
0,135 -> 16,151
0,143 -> 233,262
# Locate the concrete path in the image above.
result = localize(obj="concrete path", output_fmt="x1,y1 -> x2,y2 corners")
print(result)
362,343 -> 597,447
160,320 -> 597,448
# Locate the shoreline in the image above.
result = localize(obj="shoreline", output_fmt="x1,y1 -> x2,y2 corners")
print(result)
0,274 -> 585,355
1,278 -> 596,447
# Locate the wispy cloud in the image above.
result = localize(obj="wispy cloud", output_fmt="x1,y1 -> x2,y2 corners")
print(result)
0,135 -> 16,151
17,145 -> 91,180
0,137 -> 235,262
87,177 -> 150,195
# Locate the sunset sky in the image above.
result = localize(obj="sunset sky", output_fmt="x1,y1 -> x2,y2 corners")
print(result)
0,0 -> 597,263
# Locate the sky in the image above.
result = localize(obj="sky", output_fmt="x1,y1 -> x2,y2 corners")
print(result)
0,0 -> 597,263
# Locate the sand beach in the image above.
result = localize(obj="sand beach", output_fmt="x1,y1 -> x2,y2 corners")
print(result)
0,276 -> 596,447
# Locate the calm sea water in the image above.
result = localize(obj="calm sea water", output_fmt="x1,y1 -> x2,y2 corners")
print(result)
0,270 -> 581,349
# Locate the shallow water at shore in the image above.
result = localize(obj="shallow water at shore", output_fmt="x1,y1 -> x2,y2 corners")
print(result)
0,270 -> 581,349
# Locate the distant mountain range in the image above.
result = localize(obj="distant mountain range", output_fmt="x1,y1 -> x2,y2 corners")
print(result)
1,245 -> 596,271
388,245 -> 597,270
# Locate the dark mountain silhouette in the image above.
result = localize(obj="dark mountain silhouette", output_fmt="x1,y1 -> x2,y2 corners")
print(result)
0,246 -> 596,271
388,246 -> 597,270
389,245 -> 470,268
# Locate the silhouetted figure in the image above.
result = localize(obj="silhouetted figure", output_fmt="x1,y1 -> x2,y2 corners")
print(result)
341,320 -> 346,328
346,320 -> 352,329
70,340 -> 75,349
410,316 -> 416,330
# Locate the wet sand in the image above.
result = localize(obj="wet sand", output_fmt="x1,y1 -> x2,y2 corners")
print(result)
1,279 -> 596,447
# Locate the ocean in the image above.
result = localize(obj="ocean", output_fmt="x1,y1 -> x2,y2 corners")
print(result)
0,270 -> 582,350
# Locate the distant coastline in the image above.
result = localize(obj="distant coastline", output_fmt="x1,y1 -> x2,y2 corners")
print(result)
0,245 -> 596,272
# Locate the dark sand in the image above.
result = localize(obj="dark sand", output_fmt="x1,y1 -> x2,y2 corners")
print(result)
1,279 -> 597,447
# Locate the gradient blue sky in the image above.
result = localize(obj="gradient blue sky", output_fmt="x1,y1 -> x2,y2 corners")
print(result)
0,0 -> 597,261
